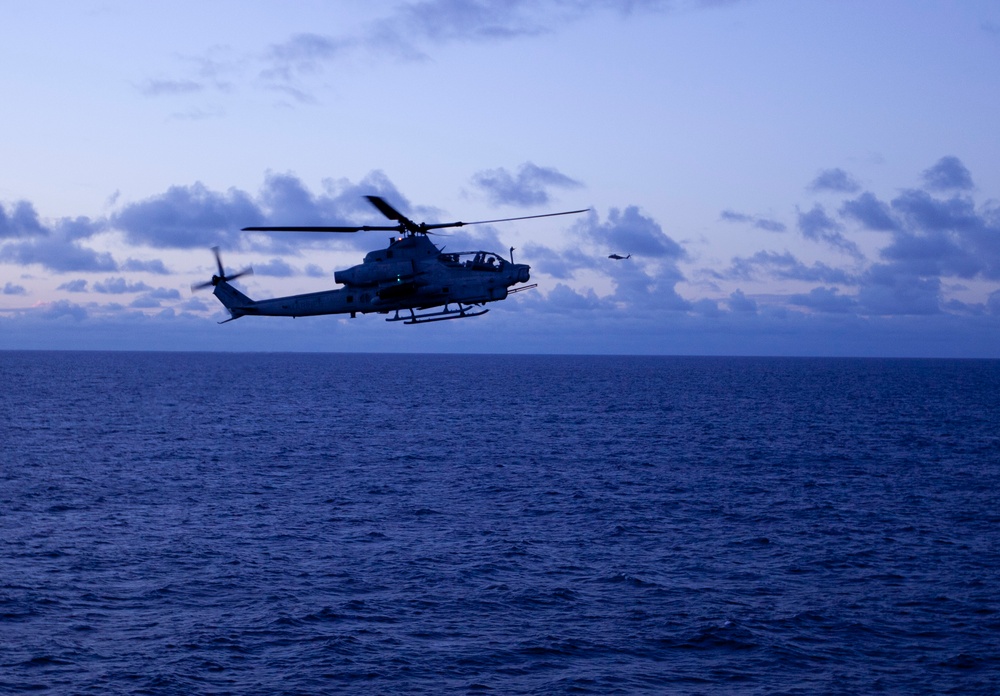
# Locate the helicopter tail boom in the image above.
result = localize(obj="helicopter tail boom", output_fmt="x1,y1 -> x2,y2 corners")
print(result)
213,281 -> 257,322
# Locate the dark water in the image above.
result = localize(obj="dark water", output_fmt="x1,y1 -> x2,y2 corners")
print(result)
2,352 -> 999,694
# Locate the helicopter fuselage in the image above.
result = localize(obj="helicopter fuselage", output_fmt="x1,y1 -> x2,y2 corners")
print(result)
213,234 -> 532,324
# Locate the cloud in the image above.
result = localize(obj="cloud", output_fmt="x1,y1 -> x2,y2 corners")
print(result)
57,279 -> 89,292
839,192 -> 900,232
797,204 -> 862,258
130,287 -> 182,308
38,300 -> 88,322
870,184 -> 1000,281
891,189 -> 980,234
720,209 -> 786,232
691,298 -> 722,317
727,289 -> 757,313
921,155 -> 973,191
120,258 -> 171,274
1,236 -> 117,272
582,206 -> 684,259
0,201 -> 47,238
0,208 -> 112,273
3,282 -> 27,296
142,1 -> 684,106
261,33 -> 350,83
857,264 -> 941,315
471,162 -> 583,207
93,278 -> 154,294
788,286 -> 857,313
521,244 -> 596,279
544,282 -> 604,311
138,78 -> 204,96
111,182 -> 262,249
808,167 -> 861,193
989,290 -> 1000,315
108,171 -> 411,255
723,250 -> 854,285
253,258 -> 297,277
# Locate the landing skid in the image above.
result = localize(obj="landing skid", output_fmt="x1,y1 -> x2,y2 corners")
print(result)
386,303 -> 489,324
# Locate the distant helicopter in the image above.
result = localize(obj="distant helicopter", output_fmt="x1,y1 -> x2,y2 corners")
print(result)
609,253 -> 630,260
194,195 -> 587,325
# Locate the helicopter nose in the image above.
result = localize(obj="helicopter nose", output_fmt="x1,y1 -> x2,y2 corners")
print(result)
517,265 -> 530,283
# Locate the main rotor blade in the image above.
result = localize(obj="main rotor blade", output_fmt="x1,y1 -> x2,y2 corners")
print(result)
365,195 -> 411,224
421,208 -> 591,231
242,225 -> 401,233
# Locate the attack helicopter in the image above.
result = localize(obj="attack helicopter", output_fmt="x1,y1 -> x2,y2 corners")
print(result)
194,195 -> 587,325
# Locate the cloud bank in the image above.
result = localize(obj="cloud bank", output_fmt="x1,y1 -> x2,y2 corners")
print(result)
2,155 -> 999,355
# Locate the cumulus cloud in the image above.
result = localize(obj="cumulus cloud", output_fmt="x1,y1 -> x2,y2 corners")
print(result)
989,289 -> 1000,315
38,300 -> 88,321
521,244 -> 596,279
0,201 -> 47,238
727,289 -> 757,313
797,204 -> 862,258
1,206 -> 109,273
921,155 -> 973,191
857,264 -> 941,316
714,157 -> 997,318
471,163 -> 583,207
111,182 -> 262,249
520,205 -> 689,312
808,167 -> 861,193
3,282 -> 27,296
788,286 -> 856,313
544,282 -> 604,311
120,258 -> 170,274
93,278 -> 154,294
253,258 -> 297,277
877,194 -> 1000,280
839,192 -> 900,232
57,279 -> 89,292
723,250 -> 854,285
109,171 -> 413,254
130,287 -> 182,308
1,236 -> 117,273
582,206 -> 684,259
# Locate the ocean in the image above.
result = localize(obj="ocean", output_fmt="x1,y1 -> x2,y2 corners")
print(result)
1,352 -> 998,694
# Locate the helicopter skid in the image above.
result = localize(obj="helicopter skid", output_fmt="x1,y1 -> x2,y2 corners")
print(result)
387,303 -> 489,324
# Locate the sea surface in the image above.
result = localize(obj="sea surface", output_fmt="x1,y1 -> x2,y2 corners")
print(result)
1,352 -> 999,694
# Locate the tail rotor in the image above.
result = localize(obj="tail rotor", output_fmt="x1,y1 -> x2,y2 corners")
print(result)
192,247 -> 253,291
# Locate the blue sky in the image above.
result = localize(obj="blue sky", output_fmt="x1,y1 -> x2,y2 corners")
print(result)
2,0 -> 1000,356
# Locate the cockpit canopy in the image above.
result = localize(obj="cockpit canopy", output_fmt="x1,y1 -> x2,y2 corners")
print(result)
438,251 -> 506,271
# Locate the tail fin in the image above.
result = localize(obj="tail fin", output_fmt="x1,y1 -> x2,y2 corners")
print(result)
191,248 -> 255,323
213,281 -> 256,323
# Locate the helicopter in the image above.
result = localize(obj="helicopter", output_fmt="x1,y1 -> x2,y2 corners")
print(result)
194,195 -> 587,325
608,253 -> 631,260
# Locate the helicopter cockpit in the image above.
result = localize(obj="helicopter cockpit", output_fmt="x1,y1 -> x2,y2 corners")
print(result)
439,251 -> 506,271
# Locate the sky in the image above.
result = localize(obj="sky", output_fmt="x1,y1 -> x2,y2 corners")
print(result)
2,0 -> 1000,356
